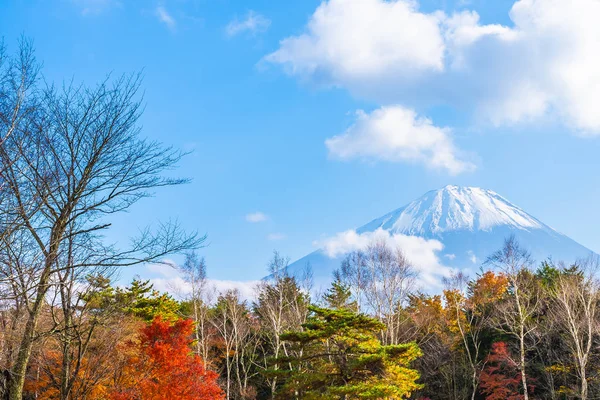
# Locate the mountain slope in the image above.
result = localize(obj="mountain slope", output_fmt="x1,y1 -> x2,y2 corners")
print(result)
285,186 -> 594,289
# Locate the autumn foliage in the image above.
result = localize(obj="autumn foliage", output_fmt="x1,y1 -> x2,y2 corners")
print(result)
109,317 -> 224,400
12,242 -> 600,400
479,342 -> 531,400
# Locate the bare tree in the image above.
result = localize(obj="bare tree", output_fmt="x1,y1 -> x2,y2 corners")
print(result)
0,39 -> 42,400
549,256 -> 600,400
339,240 -> 417,345
212,289 -> 260,400
179,251 -> 216,368
338,250 -> 367,312
253,252 -> 309,399
444,272 -> 481,400
486,236 -> 539,400
0,70 -> 203,399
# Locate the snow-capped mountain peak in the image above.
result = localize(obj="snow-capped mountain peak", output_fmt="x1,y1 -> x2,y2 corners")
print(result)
283,186 -> 593,291
358,185 -> 543,236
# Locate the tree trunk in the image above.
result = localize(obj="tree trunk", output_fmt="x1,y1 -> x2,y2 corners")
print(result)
581,370 -> 588,400
470,370 -> 477,400
519,332 -> 529,400
8,225 -> 60,400
7,267 -> 51,400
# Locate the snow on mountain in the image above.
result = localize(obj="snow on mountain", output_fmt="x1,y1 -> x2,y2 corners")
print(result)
358,186 -> 543,235
283,186 -> 595,290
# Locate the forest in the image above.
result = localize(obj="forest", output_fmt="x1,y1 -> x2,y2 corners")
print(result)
1,41 -> 600,400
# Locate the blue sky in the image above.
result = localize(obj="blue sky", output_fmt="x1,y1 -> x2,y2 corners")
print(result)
2,0 -> 600,290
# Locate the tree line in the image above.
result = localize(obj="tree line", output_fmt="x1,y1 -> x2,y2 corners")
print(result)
4,237 -> 600,400
2,40 -> 600,399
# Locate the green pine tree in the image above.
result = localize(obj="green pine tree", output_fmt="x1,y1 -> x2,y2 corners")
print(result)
273,305 -> 423,399
536,260 -> 561,289
323,278 -> 358,312
115,279 -> 182,321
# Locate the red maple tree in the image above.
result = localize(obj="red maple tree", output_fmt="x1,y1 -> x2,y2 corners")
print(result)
479,342 -> 533,400
110,317 -> 224,400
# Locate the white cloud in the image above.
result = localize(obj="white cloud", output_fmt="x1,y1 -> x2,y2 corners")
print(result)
265,0 -> 443,84
145,263 -> 259,300
146,261 -> 178,277
267,233 -> 286,241
206,279 -> 261,300
315,228 -> 452,288
156,6 -> 176,30
467,250 -> 478,264
266,0 -> 600,133
150,276 -> 260,301
226,11 -> 271,37
444,253 -> 457,260
326,106 -> 475,174
246,212 -> 268,223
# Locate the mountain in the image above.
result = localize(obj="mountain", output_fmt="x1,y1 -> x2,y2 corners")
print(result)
284,186 -> 595,289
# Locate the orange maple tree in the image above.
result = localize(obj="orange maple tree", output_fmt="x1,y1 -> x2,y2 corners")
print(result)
468,271 -> 509,308
110,317 -> 224,400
